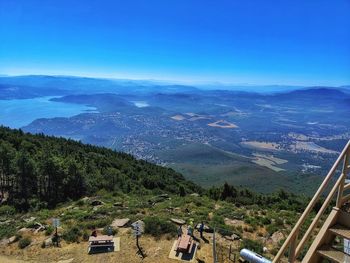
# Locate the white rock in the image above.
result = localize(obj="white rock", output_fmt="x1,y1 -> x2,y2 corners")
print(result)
111,218 -> 130,228
170,218 -> 186,225
8,236 -> 17,244
44,237 -> 53,247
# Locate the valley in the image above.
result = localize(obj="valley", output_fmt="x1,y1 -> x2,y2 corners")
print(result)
1,76 -> 349,193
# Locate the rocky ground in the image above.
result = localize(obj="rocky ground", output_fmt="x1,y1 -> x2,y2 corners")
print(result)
0,194 -> 296,263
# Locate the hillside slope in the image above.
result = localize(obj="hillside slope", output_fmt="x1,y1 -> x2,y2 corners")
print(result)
0,126 -> 200,210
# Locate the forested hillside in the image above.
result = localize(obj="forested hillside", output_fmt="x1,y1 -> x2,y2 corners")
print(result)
0,126 -> 200,210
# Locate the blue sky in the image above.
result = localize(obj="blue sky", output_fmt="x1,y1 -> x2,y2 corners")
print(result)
0,0 -> 349,86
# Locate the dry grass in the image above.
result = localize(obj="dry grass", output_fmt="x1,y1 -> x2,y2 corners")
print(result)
0,228 -> 217,263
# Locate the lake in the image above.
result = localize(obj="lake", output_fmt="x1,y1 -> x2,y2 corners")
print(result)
0,96 -> 97,128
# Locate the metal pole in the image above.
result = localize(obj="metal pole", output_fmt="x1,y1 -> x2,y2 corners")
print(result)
55,226 -> 58,247
136,232 -> 145,258
213,227 -> 217,263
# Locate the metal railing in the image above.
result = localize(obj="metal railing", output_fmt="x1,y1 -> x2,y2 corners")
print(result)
273,140 -> 350,262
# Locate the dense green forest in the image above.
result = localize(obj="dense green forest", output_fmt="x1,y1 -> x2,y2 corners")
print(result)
0,126 -> 200,210
0,126 -> 314,215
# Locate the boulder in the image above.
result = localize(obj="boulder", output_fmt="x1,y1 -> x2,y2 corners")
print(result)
43,237 -> 53,248
270,231 -> 285,244
113,202 -> 123,207
224,233 -> 240,241
81,197 -> 90,202
18,227 -> 31,234
8,236 -> 17,244
170,218 -> 186,225
190,193 -> 200,197
111,218 -> 130,229
23,216 -> 36,223
148,194 -> 170,205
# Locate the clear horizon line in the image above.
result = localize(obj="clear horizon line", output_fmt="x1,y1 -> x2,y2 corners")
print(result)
0,72 -> 349,88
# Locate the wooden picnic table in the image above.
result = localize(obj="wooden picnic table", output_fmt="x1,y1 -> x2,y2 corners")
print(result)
88,235 -> 114,250
176,234 -> 193,253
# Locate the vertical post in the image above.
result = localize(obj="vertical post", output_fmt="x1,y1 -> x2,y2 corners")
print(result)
213,227 -> 217,263
288,231 -> 298,263
136,234 -> 145,258
55,226 -> 58,247
336,150 -> 349,208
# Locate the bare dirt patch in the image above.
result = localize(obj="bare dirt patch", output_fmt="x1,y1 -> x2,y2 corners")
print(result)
170,115 -> 186,121
290,141 -> 338,154
241,141 -> 281,151
207,120 -> 238,129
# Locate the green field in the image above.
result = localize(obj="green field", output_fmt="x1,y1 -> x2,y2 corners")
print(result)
161,143 -> 323,194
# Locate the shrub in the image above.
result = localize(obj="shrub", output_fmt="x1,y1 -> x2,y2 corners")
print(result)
211,215 -> 225,226
266,224 -> 279,235
275,218 -> 284,226
81,218 -> 111,229
15,234 -> 22,242
144,216 -> 176,238
82,230 -> 90,241
18,237 -> 31,249
62,226 -> 82,243
0,224 -> 16,239
75,199 -> 85,206
260,217 -> 271,225
217,225 -> 234,236
0,205 -> 16,216
102,226 -> 118,236
45,225 -> 54,236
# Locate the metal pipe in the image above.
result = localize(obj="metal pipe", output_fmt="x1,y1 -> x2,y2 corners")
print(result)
240,249 -> 272,263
